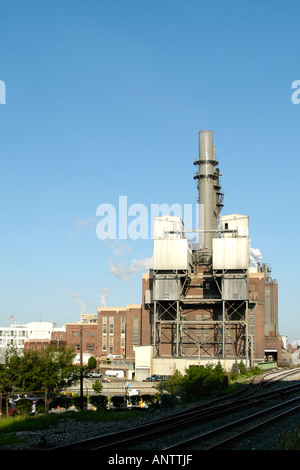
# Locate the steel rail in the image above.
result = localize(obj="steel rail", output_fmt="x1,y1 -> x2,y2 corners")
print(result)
46,374 -> 261,451
48,373 -> 300,451
163,395 -> 300,451
90,383 -> 300,451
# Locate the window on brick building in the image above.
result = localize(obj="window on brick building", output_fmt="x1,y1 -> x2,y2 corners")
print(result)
121,317 -> 126,350
133,318 -> 139,345
109,317 -> 114,335
109,335 -> 114,354
121,317 -> 125,335
103,317 -> 107,335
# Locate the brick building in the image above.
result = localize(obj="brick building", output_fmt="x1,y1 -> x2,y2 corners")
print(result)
24,338 -> 51,352
65,322 -> 98,359
61,229 -> 281,371
249,267 -> 281,364
21,262 -> 282,374
97,305 -> 143,359
24,330 -> 67,352
93,262 -> 281,369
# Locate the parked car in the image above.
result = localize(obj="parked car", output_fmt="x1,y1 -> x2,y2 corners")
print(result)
9,403 -> 17,416
86,371 -> 103,378
144,374 -> 167,381
9,393 -> 23,403
1,399 -> 17,416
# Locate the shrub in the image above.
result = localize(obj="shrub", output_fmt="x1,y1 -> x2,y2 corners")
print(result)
238,361 -> 247,375
110,395 -> 125,408
128,395 -> 140,407
140,394 -> 158,407
92,379 -> 103,394
49,395 -> 73,410
230,371 -> 239,381
14,398 -> 32,415
160,362 -> 229,402
89,395 -> 108,409
35,399 -> 46,414
160,393 -> 178,408
72,396 -> 88,410
250,366 -> 262,376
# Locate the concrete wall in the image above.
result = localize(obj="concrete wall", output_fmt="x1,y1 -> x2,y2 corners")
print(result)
151,357 -> 242,374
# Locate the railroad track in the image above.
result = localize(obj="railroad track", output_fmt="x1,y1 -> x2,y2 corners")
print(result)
48,367 -> 300,451
164,394 -> 300,450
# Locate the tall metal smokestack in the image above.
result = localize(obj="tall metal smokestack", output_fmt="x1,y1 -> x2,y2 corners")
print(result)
193,130 -> 223,263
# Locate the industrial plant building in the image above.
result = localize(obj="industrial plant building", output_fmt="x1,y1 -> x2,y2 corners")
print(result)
6,131 -> 282,379
96,130 -> 282,379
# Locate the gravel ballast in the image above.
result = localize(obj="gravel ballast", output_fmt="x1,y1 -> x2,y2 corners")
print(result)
1,373 -> 300,451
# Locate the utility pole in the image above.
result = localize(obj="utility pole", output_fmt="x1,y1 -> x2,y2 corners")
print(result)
80,326 -> 83,410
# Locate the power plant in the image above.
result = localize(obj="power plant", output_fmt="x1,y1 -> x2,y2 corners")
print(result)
141,130 -> 254,376
98,130 -> 281,379
16,130 -> 282,379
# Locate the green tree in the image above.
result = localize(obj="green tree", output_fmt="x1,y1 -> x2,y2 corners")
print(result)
87,356 -> 97,370
0,346 -> 25,391
158,362 -> 228,402
155,369 -> 183,394
92,379 -> 103,394
0,344 -> 79,394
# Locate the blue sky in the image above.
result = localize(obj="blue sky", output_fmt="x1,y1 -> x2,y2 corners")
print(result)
0,0 -> 299,343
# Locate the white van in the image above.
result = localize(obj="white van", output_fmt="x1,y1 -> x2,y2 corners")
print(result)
128,389 -> 140,397
105,370 -> 124,378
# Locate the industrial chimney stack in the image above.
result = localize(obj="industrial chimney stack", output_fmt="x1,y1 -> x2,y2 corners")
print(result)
193,130 -> 224,263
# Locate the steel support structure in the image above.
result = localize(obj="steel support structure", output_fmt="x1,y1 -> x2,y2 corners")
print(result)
150,268 -> 252,368
152,270 -> 188,358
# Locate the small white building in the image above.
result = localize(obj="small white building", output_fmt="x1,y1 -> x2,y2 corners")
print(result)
27,322 -> 58,339
0,322 -> 62,363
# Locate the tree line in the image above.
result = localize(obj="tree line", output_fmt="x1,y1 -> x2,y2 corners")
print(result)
0,344 -> 81,394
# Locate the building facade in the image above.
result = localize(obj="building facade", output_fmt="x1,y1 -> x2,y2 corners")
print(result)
94,259 -> 281,371
65,322 -> 98,362
97,305 -> 142,359
0,322 -> 63,363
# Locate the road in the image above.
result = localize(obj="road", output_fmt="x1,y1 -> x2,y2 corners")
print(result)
66,378 -> 159,396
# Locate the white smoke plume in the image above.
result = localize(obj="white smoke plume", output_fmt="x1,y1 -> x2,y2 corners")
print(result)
99,288 -> 110,307
71,292 -> 87,312
249,240 -> 263,267
109,256 -> 153,281
75,216 -> 97,229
